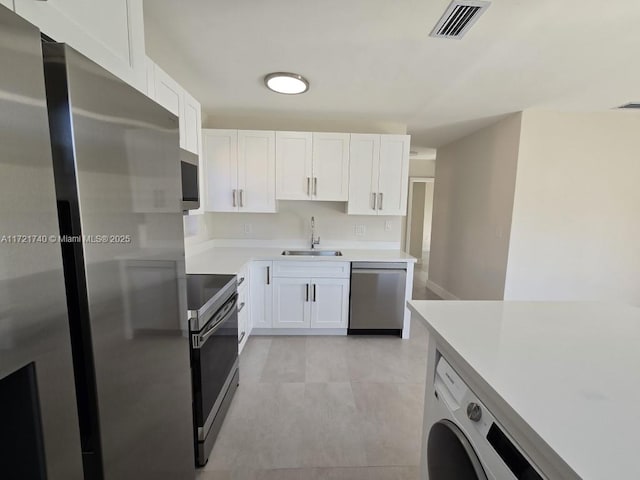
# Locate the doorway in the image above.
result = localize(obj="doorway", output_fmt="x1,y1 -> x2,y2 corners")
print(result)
405,177 -> 435,266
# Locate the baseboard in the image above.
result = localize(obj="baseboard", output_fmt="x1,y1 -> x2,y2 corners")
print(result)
251,328 -> 347,336
425,279 -> 459,300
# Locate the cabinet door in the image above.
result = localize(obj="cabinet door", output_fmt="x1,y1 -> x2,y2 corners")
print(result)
272,277 -> 311,328
250,261 -> 273,329
378,135 -> 410,216
275,131 -> 313,200
203,129 -> 238,212
153,63 -> 186,148
238,130 -> 276,213
14,0 -> 146,90
310,278 -> 350,328
347,134 -> 380,215
312,133 -> 350,201
182,91 -> 202,156
0,0 -> 11,8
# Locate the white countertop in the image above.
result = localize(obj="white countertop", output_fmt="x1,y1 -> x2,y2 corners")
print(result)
186,244 -> 416,274
408,300 -> 640,480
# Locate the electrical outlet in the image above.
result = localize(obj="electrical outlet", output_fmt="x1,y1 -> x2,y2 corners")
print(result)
384,220 -> 392,232
354,225 -> 366,237
243,223 -> 252,234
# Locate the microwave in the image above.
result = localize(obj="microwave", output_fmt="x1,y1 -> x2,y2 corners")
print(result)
181,149 -> 200,211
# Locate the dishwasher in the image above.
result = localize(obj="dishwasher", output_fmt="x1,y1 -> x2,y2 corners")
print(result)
349,262 -> 407,336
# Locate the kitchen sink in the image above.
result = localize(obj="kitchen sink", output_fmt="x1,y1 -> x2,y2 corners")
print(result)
281,250 -> 343,256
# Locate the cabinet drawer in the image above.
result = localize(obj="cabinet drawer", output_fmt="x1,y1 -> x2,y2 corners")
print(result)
273,261 -> 350,279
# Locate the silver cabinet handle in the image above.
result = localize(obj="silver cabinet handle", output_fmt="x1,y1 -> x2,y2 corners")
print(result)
372,192 -> 377,210
313,177 -> 318,196
305,283 -> 309,302
307,177 -> 311,195
239,189 -> 244,207
237,302 -> 246,313
238,331 -> 246,344
313,284 -> 316,302
378,192 -> 383,210
232,189 -> 237,207
192,294 -> 238,349
237,276 -> 245,287
266,266 -> 270,285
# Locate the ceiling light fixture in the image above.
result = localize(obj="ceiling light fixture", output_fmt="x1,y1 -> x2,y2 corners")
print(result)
264,72 -> 309,95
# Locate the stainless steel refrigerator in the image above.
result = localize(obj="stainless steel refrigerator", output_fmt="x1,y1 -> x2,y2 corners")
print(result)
0,8 -> 84,480
0,5 -> 195,479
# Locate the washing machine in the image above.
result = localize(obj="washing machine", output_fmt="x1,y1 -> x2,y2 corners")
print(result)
425,356 -> 545,480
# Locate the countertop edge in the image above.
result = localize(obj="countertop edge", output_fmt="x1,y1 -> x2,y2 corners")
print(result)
186,246 -> 417,275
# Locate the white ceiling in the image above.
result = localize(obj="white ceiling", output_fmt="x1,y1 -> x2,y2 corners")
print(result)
143,0 -> 640,148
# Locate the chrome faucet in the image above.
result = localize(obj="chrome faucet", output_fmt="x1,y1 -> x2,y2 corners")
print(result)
310,216 -> 320,249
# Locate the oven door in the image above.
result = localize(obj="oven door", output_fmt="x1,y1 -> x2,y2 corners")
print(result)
190,292 -> 238,431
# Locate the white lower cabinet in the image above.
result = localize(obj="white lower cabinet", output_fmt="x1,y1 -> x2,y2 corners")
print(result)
272,277 -> 311,328
309,278 -> 350,328
271,261 -> 350,330
249,261 -> 273,328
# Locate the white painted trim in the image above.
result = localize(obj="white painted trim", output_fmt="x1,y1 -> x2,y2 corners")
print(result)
425,279 -> 459,300
251,328 -> 347,336
405,177 -> 435,254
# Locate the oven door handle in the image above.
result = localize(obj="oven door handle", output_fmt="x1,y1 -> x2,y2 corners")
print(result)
192,293 -> 238,349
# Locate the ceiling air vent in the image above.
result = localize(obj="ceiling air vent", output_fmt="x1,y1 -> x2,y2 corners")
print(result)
430,0 -> 491,39
618,103 -> 640,109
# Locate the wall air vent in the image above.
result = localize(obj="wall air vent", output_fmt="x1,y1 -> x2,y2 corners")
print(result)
430,0 -> 491,39
618,103 -> 640,109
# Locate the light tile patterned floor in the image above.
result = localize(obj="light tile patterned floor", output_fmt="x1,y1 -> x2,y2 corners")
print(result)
196,316 -> 430,480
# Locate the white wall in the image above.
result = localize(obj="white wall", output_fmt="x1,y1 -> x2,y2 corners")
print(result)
196,201 -> 401,246
504,110 -> 640,305
429,113 -> 522,300
409,159 -> 436,177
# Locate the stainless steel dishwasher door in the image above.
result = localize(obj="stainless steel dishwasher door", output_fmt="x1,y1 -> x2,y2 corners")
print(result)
349,262 -> 407,334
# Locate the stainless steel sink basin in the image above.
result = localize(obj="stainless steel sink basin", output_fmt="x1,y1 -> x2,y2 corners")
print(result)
282,250 -> 343,256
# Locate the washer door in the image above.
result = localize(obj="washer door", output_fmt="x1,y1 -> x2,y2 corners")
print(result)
428,419 -> 488,480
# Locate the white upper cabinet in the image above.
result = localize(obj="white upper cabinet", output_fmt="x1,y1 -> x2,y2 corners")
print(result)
1,0 -> 12,9
14,0 -> 146,91
152,63 -> 185,141
145,59 -> 202,156
378,135 -> 410,215
203,130 -> 238,212
203,130 -> 276,213
275,132 -> 313,200
311,133 -> 350,201
237,131 -> 276,212
348,134 -> 410,216
182,91 -> 202,155
275,132 -> 350,201
348,134 -> 380,215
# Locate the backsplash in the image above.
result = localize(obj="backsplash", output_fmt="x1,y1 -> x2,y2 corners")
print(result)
184,201 -> 402,248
